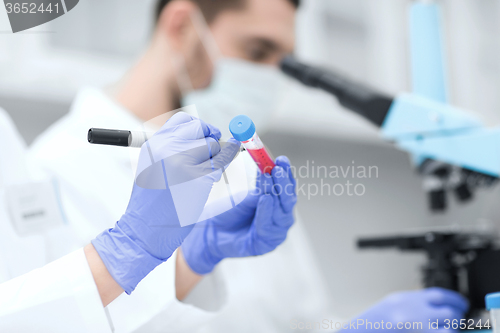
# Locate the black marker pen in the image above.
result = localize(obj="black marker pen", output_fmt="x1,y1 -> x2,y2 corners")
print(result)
88,128 -> 154,148
88,128 -> 246,151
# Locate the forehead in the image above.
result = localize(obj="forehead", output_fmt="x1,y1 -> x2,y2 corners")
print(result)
210,0 -> 296,52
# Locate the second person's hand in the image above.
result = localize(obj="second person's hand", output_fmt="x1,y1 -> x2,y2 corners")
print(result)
345,288 -> 469,333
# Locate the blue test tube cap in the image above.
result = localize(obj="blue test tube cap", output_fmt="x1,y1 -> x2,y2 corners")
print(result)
486,292 -> 500,310
229,115 -> 256,142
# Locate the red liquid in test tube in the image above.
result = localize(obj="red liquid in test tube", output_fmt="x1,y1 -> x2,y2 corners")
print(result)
229,115 -> 276,174
243,139 -> 275,174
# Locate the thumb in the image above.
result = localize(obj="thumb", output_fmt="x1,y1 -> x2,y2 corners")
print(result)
239,191 -> 261,210
254,194 -> 274,236
163,112 -> 194,128
211,138 -> 241,172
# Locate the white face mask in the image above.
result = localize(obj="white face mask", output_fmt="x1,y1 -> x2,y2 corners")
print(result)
182,58 -> 285,140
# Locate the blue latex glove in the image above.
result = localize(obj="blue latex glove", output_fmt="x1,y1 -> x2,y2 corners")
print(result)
182,156 -> 297,275
92,113 -> 240,294
343,288 -> 469,333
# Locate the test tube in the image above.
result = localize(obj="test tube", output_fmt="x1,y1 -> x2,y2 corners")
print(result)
486,292 -> 500,333
229,115 -> 275,174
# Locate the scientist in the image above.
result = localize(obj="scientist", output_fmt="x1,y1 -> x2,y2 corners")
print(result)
2,110 -> 291,331
28,0 -> 469,332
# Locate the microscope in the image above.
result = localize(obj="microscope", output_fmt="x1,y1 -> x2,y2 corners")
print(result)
357,231 -> 500,316
279,1 -> 500,314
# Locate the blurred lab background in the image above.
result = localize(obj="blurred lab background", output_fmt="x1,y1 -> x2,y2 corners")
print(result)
1,0 -> 500,319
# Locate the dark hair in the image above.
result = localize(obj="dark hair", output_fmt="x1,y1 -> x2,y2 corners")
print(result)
155,0 -> 300,24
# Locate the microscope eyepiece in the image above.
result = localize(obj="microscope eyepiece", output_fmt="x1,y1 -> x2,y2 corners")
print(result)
280,55 -> 394,127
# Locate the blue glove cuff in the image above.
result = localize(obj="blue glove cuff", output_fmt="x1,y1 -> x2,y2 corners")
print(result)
91,224 -> 166,294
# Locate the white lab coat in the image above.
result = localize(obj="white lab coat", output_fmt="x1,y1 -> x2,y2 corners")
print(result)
0,108 -> 111,332
29,88 -> 332,332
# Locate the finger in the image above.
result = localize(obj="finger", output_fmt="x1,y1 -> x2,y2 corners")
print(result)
191,137 -> 221,163
257,171 -> 274,195
271,191 -> 295,229
170,115 -> 222,141
210,138 -> 241,172
237,192 -> 261,211
163,112 -> 194,128
180,138 -> 238,185
432,307 -> 465,326
201,120 -> 222,141
271,165 -> 297,214
425,288 -> 469,313
163,138 -> 222,186
254,194 -> 274,237
275,156 -> 296,188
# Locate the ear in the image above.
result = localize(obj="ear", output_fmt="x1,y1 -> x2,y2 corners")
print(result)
157,0 -> 199,51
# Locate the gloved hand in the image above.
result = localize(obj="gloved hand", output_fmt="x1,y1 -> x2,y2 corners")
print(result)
92,113 -> 240,294
182,156 -> 297,275
345,288 -> 469,333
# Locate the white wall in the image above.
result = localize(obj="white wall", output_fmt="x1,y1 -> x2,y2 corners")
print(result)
0,0 -> 156,103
